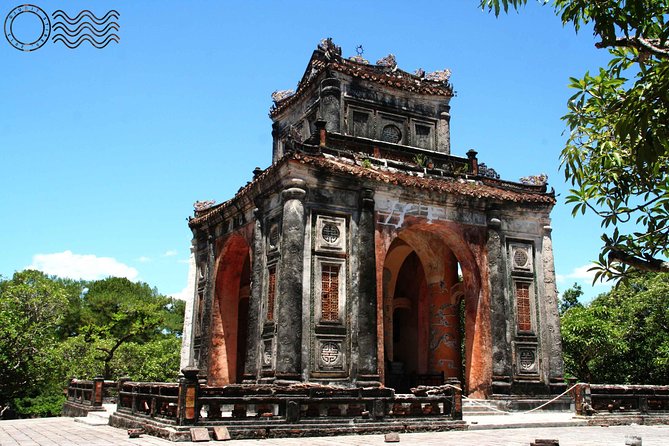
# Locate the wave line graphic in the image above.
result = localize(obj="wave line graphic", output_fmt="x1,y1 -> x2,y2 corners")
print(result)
53,22 -> 119,37
52,10 -> 119,26
51,9 -> 120,49
52,33 -> 120,49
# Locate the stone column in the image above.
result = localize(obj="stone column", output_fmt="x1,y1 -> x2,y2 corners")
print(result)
356,188 -> 380,385
437,106 -> 451,154
542,225 -> 565,392
179,240 -> 198,370
319,77 -> 341,133
243,208 -> 264,382
197,233 -> 216,382
275,179 -> 307,383
272,122 -> 281,163
487,216 -> 512,394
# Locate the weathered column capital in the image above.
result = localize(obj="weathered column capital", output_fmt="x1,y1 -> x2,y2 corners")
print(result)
281,179 -> 307,202
487,217 -> 502,229
281,187 -> 306,202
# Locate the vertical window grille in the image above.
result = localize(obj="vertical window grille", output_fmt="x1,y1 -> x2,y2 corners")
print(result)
267,266 -> 276,321
321,264 -> 340,321
516,282 -> 532,332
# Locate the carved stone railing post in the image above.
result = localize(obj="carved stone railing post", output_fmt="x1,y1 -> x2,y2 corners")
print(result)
118,376 -> 131,410
275,179 -> 307,383
467,149 -> 479,176
356,188 -> 380,385
92,376 -> 104,407
177,366 -> 200,425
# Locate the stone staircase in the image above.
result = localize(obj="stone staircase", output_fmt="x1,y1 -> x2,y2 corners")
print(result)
462,398 -> 510,416
73,403 -> 116,426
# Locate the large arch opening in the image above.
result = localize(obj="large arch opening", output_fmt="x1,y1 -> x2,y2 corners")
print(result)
209,234 -> 251,385
381,222 -> 490,397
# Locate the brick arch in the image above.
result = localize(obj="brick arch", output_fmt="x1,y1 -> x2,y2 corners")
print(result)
209,234 -> 251,385
379,220 -> 491,398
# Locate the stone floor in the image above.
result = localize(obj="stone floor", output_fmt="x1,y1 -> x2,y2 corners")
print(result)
1,414 -> 668,445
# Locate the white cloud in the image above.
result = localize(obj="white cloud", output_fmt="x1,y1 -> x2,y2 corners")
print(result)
28,250 -> 138,281
170,285 -> 192,301
137,256 -> 152,263
556,263 -> 608,287
163,250 -> 178,257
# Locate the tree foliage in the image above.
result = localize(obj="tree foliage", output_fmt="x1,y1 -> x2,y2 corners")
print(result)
559,282 -> 584,315
481,0 -> 669,281
561,272 -> 669,383
0,272 -> 184,417
0,271 -> 70,406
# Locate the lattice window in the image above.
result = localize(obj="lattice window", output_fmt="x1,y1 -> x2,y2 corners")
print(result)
321,264 -> 340,321
267,266 -> 277,321
515,282 -> 532,332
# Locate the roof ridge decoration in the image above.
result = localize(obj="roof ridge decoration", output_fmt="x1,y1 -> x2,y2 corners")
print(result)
269,38 -> 454,118
193,200 -> 216,212
271,90 -> 295,104
376,54 -> 397,69
520,173 -> 549,186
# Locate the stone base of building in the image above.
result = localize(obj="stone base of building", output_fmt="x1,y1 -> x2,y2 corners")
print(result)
489,396 -> 572,412
580,414 -> 669,426
110,381 -> 465,441
492,378 -> 567,397
109,411 -> 467,441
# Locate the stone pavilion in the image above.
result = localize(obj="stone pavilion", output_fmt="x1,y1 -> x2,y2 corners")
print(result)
179,38 -> 565,400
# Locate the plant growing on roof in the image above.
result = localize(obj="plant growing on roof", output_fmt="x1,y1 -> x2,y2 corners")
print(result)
413,154 -> 427,167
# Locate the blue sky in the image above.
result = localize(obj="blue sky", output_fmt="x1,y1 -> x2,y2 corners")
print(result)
1,1 -> 613,300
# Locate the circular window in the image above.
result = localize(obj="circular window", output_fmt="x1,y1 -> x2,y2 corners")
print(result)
322,224 -> 340,243
381,124 -> 402,143
514,248 -> 529,268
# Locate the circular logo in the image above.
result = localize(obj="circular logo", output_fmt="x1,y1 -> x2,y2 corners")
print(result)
4,5 -> 51,51
513,248 -> 529,268
321,224 -> 340,244
381,124 -> 402,143
321,342 -> 340,365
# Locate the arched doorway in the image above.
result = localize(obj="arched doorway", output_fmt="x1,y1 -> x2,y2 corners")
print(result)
381,223 -> 490,397
209,234 -> 251,385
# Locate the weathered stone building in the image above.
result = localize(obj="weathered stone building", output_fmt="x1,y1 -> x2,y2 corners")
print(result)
180,39 -> 565,400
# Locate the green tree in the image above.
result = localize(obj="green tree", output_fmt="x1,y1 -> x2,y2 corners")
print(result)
0,271 -> 70,415
561,272 -> 669,383
80,277 -> 171,379
560,301 -> 627,382
559,283 -> 584,315
481,0 -> 669,281
0,272 -> 185,417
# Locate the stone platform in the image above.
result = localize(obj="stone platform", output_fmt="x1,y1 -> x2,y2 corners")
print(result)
3,414 -> 669,445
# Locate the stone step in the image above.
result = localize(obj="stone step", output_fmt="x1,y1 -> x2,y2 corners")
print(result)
73,405 -> 115,426
73,414 -> 109,426
462,399 -> 509,415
